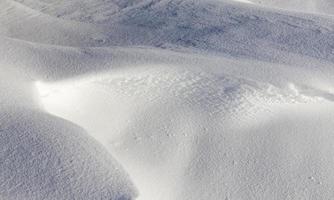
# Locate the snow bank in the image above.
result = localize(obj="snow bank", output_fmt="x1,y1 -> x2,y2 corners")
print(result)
1,0 -> 334,200
0,40 -> 137,199
34,47 -> 334,200
0,108 -> 137,200
2,0 -> 334,66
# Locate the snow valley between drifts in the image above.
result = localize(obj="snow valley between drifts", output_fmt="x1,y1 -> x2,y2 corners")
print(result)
1,0 -> 334,199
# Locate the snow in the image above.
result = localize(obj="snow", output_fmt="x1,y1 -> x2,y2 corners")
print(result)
1,0 -> 334,200
244,0 -> 334,16
0,107 -> 137,200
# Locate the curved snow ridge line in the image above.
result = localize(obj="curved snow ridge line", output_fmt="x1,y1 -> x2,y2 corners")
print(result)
34,68 -> 334,200
2,0 -> 84,25
232,0 -> 254,4
244,0 -> 334,16
6,0 -> 110,25
1,0 -> 334,65
0,107 -> 138,200
2,34 -> 333,95
0,35 -> 117,82
11,0 -> 152,24
287,83 -> 334,102
0,0 -> 109,47
87,69 -> 318,116
0,67 -> 39,109
110,0 -> 334,63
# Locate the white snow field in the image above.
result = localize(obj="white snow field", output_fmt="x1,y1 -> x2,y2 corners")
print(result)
1,0 -> 334,200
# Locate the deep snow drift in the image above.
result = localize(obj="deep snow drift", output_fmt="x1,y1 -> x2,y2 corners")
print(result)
0,107 -> 136,200
1,0 -> 334,200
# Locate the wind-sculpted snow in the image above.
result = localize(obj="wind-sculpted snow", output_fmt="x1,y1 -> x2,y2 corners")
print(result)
108,0 -> 334,64
2,0 -> 334,65
0,0 -> 107,46
0,39 -> 138,200
0,108 -> 137,200
12,0 -> 147,23
1,0 -> 334,200
33,48 -> 334,200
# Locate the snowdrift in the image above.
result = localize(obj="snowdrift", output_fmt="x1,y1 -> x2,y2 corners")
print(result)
2,0 -> 334,65
0,108 -> 137,200
34,46 -> 334,200
1,0 -> 334,200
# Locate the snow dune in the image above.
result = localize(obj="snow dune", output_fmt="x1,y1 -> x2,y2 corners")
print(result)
0,107 -> 136,200
2,0 -> 334,64
34,46 -> 334,200
1,0 -> 334,200
0,41 -> 137,200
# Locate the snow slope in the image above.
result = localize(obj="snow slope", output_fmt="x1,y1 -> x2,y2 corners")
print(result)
12,0 -> 146,23
246,0 -> 334,16
0,42 -> 137,200
34,46 -> 334,200
1,0 -> 334,200
2,0 -> 334,64
0,107 -> 137,200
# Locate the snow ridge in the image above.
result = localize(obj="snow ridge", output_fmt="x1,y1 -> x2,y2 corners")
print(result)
1,0 -> 334,200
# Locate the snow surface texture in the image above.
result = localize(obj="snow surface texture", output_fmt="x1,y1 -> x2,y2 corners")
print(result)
1,0 -> 334,199
243,0 -> 334,16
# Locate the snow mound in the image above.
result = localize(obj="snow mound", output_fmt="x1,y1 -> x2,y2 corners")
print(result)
1,0 -> 334,200
0,107 -> 137,200
33,47 -> 334,200
105,0 -> 334,64
0,37 -> 137,200
1,0 -> 334,65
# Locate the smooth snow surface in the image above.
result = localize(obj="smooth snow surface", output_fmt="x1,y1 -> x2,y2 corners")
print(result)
1,0 -> 334,200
